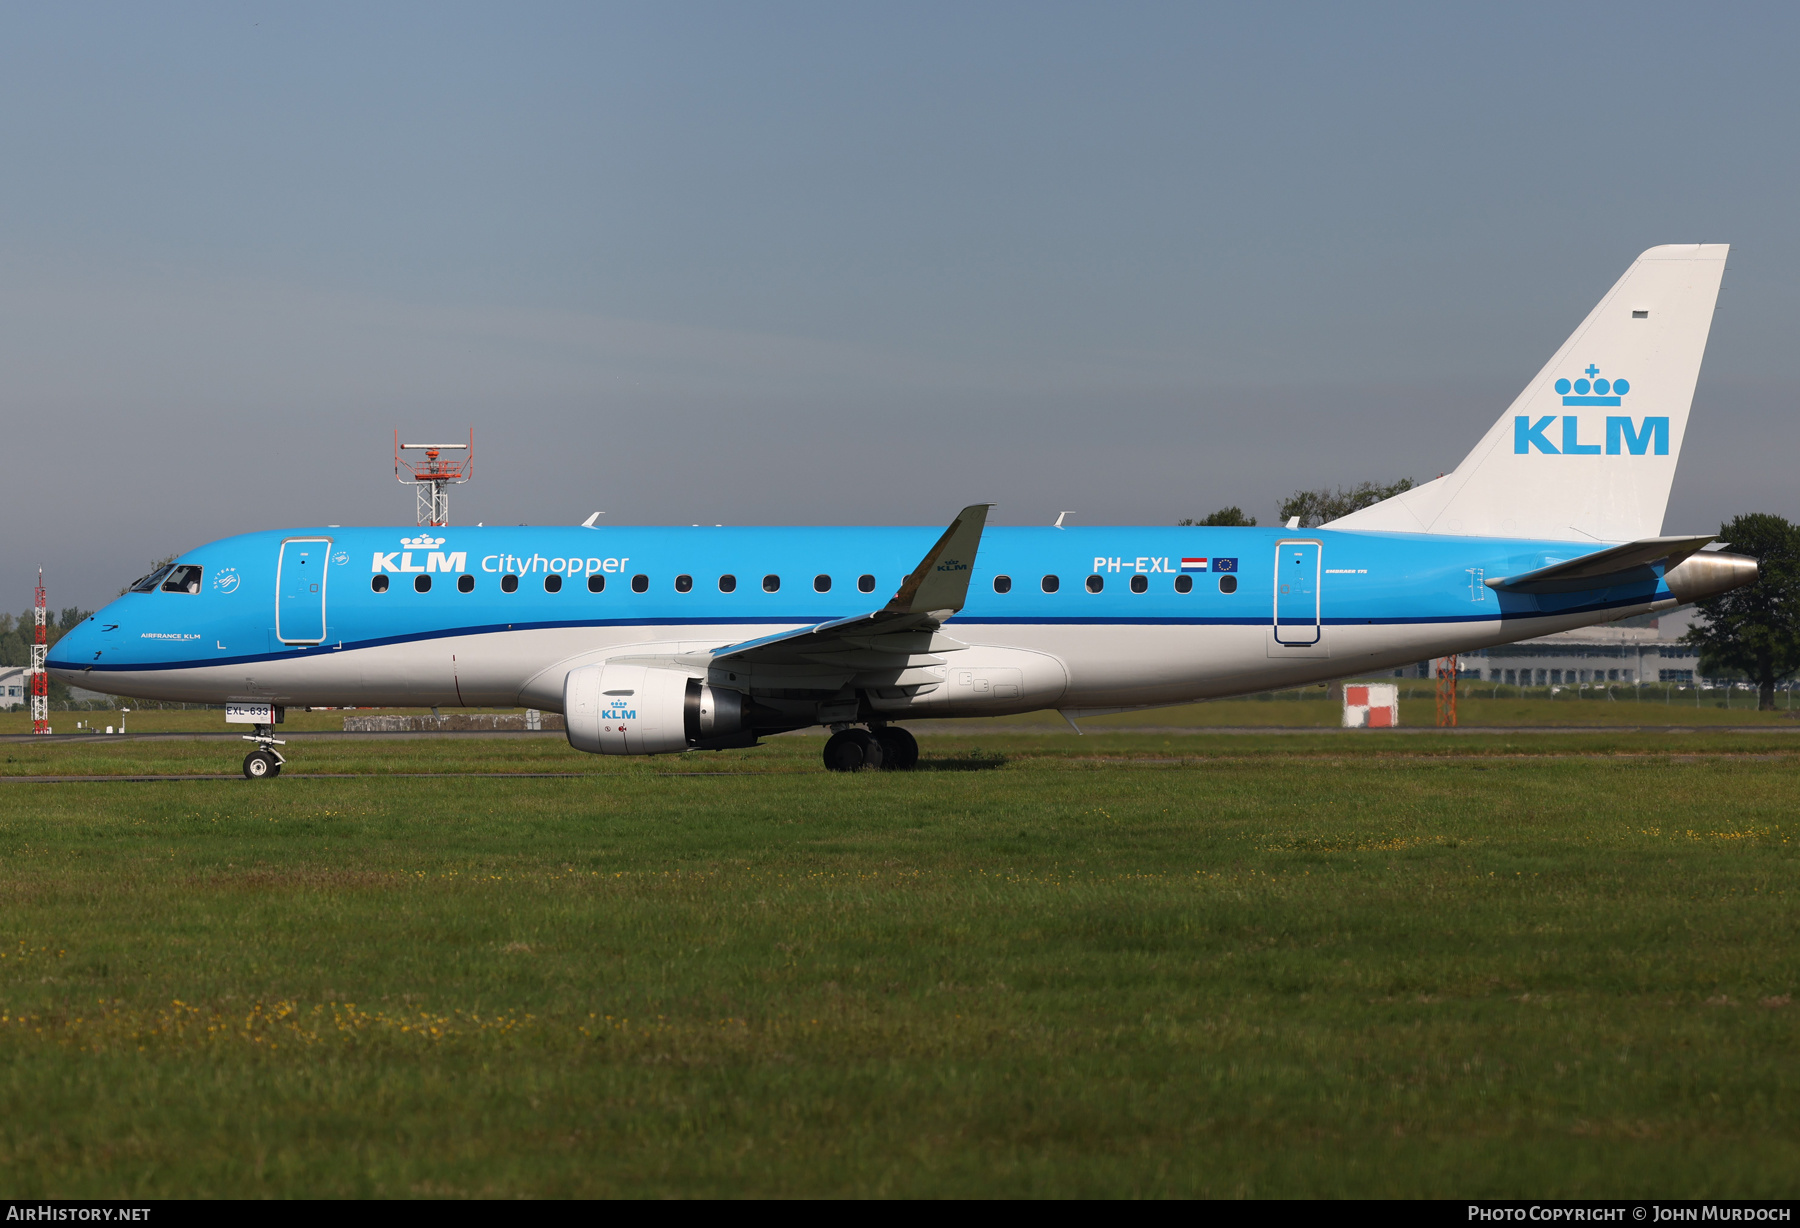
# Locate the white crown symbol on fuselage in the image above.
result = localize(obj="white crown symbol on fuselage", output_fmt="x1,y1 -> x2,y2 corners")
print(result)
401,534 -> 446,549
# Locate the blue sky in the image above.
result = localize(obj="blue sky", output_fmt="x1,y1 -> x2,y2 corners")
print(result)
4,2 -> 1797,608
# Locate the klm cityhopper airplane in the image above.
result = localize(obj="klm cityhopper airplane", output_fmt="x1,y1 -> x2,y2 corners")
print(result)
50,244 -> 1756,777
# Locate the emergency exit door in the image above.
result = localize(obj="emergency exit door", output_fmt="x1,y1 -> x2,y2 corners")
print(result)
276,537 -> 332,644
1273,540 -> 1321,646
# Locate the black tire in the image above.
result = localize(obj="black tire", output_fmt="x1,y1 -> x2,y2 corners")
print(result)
822,729 -> 883,772
822,730 -> 865,772
243,751 -> 275,780
871,726 -> 918,771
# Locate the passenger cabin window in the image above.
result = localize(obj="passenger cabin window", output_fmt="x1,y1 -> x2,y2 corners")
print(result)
128,564 -> 175,594
631,574 -> 649,593
814,574 -> 831,593
1042,575 -> 1059,593
857,574 -> 875,593
762,574 -> 780,593
458,574 -> 475,593
1174,574 -> 1193,594
1085,575 -> 1104,593
414,574 -> 432,593
993,575 -> 1011,594
501,574 -> 519,593
587,574 -> 604,593
544,574 -> 562,593
1129,574 -> 1147,594
719,574 -> 737,593
161,565 -> 203,594
675,574 -> 693,593
371,575 -> 390,593
1218,575 -> 1238,594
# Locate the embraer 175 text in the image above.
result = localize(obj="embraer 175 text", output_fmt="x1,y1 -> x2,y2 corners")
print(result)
50,245 -> 1756,777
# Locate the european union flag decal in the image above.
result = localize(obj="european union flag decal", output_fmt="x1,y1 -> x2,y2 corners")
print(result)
1213,557 -> 1238,573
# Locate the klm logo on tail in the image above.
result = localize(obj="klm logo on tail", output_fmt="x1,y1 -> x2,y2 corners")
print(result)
1557,364 -> 1629,406
1515,364 -> 1667,456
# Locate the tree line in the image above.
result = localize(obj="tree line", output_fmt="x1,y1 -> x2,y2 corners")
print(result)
0,608 -> 90,668
1180,478 -> 1416,529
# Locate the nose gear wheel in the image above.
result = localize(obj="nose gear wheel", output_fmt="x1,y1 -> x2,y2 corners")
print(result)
240,723 -> 287,780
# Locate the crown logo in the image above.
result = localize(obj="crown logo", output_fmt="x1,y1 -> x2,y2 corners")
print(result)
1555,364 -> 1630,406
401,534 -> 446,549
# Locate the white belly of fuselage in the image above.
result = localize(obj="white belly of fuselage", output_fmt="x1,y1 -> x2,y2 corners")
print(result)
71,597 -> 1676,716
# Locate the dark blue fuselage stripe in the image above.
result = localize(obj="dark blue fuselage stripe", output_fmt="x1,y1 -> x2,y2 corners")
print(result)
55,591 -> 1661,675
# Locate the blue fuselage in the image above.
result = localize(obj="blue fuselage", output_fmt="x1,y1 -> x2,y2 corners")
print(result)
48,523 -> 1675,711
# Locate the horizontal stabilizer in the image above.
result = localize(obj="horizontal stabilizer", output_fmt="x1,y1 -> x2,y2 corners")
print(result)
1486,535 -> 1715,593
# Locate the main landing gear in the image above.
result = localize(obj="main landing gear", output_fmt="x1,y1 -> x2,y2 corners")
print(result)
822,724 -> 919,773
241,724 -> 286,780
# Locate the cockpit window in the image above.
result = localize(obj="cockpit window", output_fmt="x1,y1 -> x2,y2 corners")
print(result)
161,565 -> 203,595
128,564 -> 176,593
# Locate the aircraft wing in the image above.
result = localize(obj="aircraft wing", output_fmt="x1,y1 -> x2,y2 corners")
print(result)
709,503 -> 991,670
1485,534 -> 1716,594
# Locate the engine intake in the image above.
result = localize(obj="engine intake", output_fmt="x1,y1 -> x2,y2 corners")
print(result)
563,661 -> 749,755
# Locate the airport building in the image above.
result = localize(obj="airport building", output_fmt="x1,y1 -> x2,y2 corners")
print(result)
0,666 -> 28,709
1397,621 -> 1702,686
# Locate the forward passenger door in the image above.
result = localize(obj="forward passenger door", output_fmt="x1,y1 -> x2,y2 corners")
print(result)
276,537 -> 332,644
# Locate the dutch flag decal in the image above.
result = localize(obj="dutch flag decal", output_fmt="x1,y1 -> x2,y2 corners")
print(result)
1180,558 -> 1208,572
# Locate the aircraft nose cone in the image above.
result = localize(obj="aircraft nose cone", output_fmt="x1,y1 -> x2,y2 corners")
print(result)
46,634 -> 82,674
46,619 -> 105,679
1665,551 -> 1759,603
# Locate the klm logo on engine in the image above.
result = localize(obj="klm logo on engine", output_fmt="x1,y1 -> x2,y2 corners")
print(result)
1514,364 -> 1667,456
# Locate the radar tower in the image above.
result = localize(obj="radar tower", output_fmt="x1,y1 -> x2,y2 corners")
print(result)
395,430 -> 473,527
30,569 -> 49,735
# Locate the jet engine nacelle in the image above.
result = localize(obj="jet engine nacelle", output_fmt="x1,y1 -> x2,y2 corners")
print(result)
563,661 -> 748,756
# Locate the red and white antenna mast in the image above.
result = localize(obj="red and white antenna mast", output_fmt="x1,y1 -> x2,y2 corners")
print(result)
395,429 -> 473,527
30,568 -> 49,735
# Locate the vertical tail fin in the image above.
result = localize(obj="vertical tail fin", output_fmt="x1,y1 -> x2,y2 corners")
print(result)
1330,244 -> 1728,542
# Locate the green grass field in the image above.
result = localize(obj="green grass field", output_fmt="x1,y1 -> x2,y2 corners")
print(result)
7,680 -> 1799,738
0,729 -> 1795,1197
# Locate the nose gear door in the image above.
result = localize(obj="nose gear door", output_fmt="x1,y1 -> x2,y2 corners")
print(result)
276,537 -> 332,644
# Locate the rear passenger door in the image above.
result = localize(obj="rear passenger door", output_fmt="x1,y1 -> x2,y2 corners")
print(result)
1273,540 -> 1322,647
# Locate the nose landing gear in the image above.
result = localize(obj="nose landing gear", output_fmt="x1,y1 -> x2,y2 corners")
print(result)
241,724 -> 286,779
821,724 -> 918,773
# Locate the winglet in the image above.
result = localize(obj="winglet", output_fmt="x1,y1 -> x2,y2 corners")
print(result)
581,512 -> 603,528
885,504 -> 992,617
